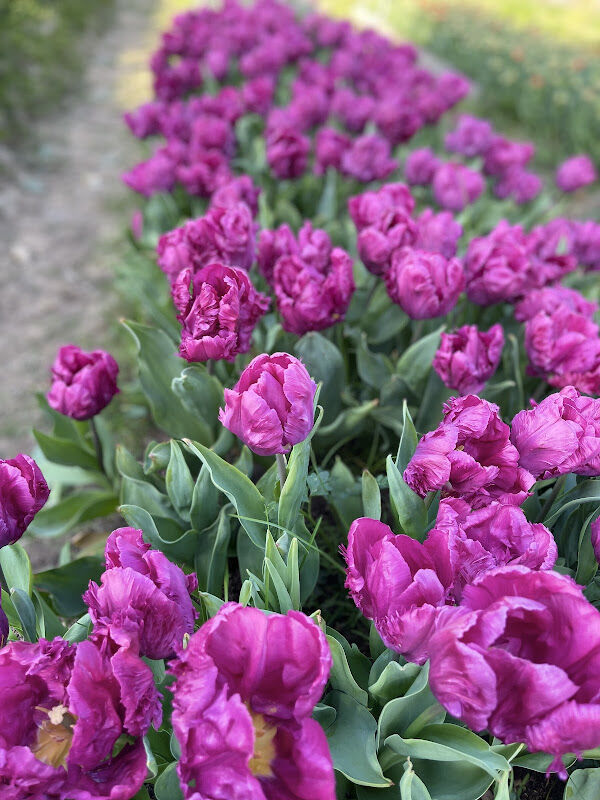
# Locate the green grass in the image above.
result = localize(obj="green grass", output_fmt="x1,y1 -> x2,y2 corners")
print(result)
0,0 -> 115,143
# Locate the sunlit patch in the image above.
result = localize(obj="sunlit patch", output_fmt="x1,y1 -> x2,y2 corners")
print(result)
248,709 -> 277,778
31,704 -> 76,770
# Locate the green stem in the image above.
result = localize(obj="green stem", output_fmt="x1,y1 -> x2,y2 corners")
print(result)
538,474 -> 567,522
89,418 -> 104,473
276,453 -> 287,489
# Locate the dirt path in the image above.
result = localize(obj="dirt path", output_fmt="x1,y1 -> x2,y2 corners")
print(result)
0,0 -> 164,458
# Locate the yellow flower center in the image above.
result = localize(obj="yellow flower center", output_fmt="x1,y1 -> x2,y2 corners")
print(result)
31,704 -> 76,770
248,709 -> 277,778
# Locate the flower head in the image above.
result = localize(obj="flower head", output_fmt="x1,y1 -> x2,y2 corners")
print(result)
47,345 -> 119,421
556,155 -> 597,192
432,163 -> 485,212
384,248 -> 464,319
0,454 -> 49,547
433,324 -> 504,395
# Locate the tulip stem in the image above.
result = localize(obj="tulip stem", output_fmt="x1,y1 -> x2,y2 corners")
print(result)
89,418 -> 104,473
276,453 -> 287,489
538,474 -> 567,522
206,360 -> 214,375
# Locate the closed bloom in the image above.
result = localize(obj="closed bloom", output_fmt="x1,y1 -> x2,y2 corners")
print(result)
432,163 -> 485,212
176,148 -> 232,198
414,209 -> 463,259
170,604 -> 335,800
428,566 -> 600,775
514,286 -> 597,323
404,395 -> 534,508
266,126 -> 310,180
210,176 -> 261,218
404,148 -> 440,186
122,147 -> 176,197
340,134 -> 398,183
556,155 -> 597,192
173,263 -> 269,363
314,128 -> 352,175
47,345 -> 119,421
357,210 -> 418,277
510,387 -> 600,479
464,221 -> 535,306
444,114 -> 494,158
433,324 -> 504,394
348,183 -> 414,231
84,527 -> 198,660
0,454 -> 49,547
483,137 -> 535,177
385,248 -> 464,319
494,167 -> 542,204
257,221 -> 334,284
219,352 -> 316,456
273,249 -> 355,335
0,637 -> 161,799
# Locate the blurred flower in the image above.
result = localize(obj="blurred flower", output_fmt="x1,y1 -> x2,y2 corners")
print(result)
432,163 -> 485,212
404,148 -> 440,186
556,155 -> 597,192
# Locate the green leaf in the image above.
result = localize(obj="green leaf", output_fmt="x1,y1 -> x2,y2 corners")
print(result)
369,660 -> 422,708
356,332 -> 393,389
64,613 -> 92,643
171,363 -> 223,440
323,690 -> 392,788
33,429 -> 99,472
576,510 -> 600,585
154,762 -> 184,800
317,400 -> 378,444
35,557 -> 104,618
327,634 -> 369,706
194,506 -> 231,596
544,479 -> 600,526
362,470 -> 382,520
396,327 -> 444,393
27,490 -> 117,538
122,320 -> 214,443
264,559 -> 294,613
377,664 -> 445,745
119,505 -> 198,565
396,401 -> 418,473
294,332 -> 345,425
400,759 -> 433,800
189,464 -> 221,533
278,402 -> 323,533
32,590 -> 66,639
11,588 -> 37,642
165,441 -> 195,521
0,543 -> 32,595
564,769 -> 600,799
387,455 -> 427,541
184,440 -> 269,550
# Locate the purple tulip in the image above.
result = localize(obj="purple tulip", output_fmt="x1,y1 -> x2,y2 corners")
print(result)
404,395 -> 534,508
340,134 -> 398,183
348,183 -> 415,231
0,637 -> 161,798
511,387 -> 600,479
494,167 -> 543,204
266,125 -> 310,180
210,176 -> 261,218
257,224 -> 299,284
123,101 -> 165,139
122,147 -> 177,197
314,128 -> 352,175
573,220 -> 600,271
404,148 -> 440,186
414,208 -> 463,258
384,248 -> 464,319
219,352 -> 316,456
273,249 -> 355,335
433,324 -> 504,395
0,454 -> 49,547
375,96 -> 423,145
432,163 -> 485,212
175,148 -> 232,198
444,114 -> 494,158
170,604 -> 335,800
331,87 -> 375,133
47,345 -> 119,421
172,263 -> 269,363
188,114 -> 234,158
483,136 -> 535,176
84,527 -> 198,660
514,286 -> 597,323
241,75 -> 276,115
428,566 -> 600,775
556,155 -> 597,192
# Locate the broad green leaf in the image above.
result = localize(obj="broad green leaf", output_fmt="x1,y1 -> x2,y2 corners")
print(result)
33,429 -> 99,472
35,557 -> 104,617
64,613 -> 92,643
377,665 -> 445,745
324,690 -> 392,788
165,441 -> 195,521
0,543 -> 32,595
327,634 -> 369,706
396,401 -> 419,473
295,332 -> 345,424
387,455 -> 427,541
27,490 -> 117,538
122,320 -> 213,443
544,479 -> 600,526
190,465 -> 221,533
264,559 -> 294,613
576,510 -> 600,585
11,588 -> 37,642
154,762 -> 184,800
362,470 -> 382,520
356,332 -> 393,389
184,440 -> 269,550
400,759 -> 433,800
369,660 -> 422,708
278,403 -> 323,533
317,400 -> 379,445
171,363 -> 223,440
396,327 -> 444,393
32,590 -> 66,639
564,768 -> 600,799
194,507 -> 231,596
119,505 -> 198,565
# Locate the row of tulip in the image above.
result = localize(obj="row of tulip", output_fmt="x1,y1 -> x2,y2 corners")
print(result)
2,1 -> 600,798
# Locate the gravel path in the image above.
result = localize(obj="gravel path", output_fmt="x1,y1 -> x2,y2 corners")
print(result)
0,0 -> 159,458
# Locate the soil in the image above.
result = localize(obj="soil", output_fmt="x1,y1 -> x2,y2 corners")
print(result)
513,768 -> 564,800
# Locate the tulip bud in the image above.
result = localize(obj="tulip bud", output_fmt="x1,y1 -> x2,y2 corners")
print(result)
47,345 -> 119,420
0,454 -> 49,546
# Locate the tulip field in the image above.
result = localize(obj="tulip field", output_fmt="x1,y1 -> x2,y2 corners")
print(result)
3,1 -> 600,798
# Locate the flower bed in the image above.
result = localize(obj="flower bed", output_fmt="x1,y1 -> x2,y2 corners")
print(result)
3,1 -> 600,798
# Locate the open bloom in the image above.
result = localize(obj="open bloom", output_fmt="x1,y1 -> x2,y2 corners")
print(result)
84,527 -> 198,660
556,155 -> 597,192
384,248 -> 464,319
173,263 -> 269,363
404,395 -> 534,508
494,167 -> 542,204
0,454 -> 49,547
433,324 -> 504,394
514,286 -> 597,323
219,353 -> 316,456
210,176 -> 261,218
0,637 -> 161,799
510,387 -> 600,479
273,249 -> 355,335
47,345 -> 119,420
257,222 -> 334,284
428,566 -> 600,775
170,604 -> 335,800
